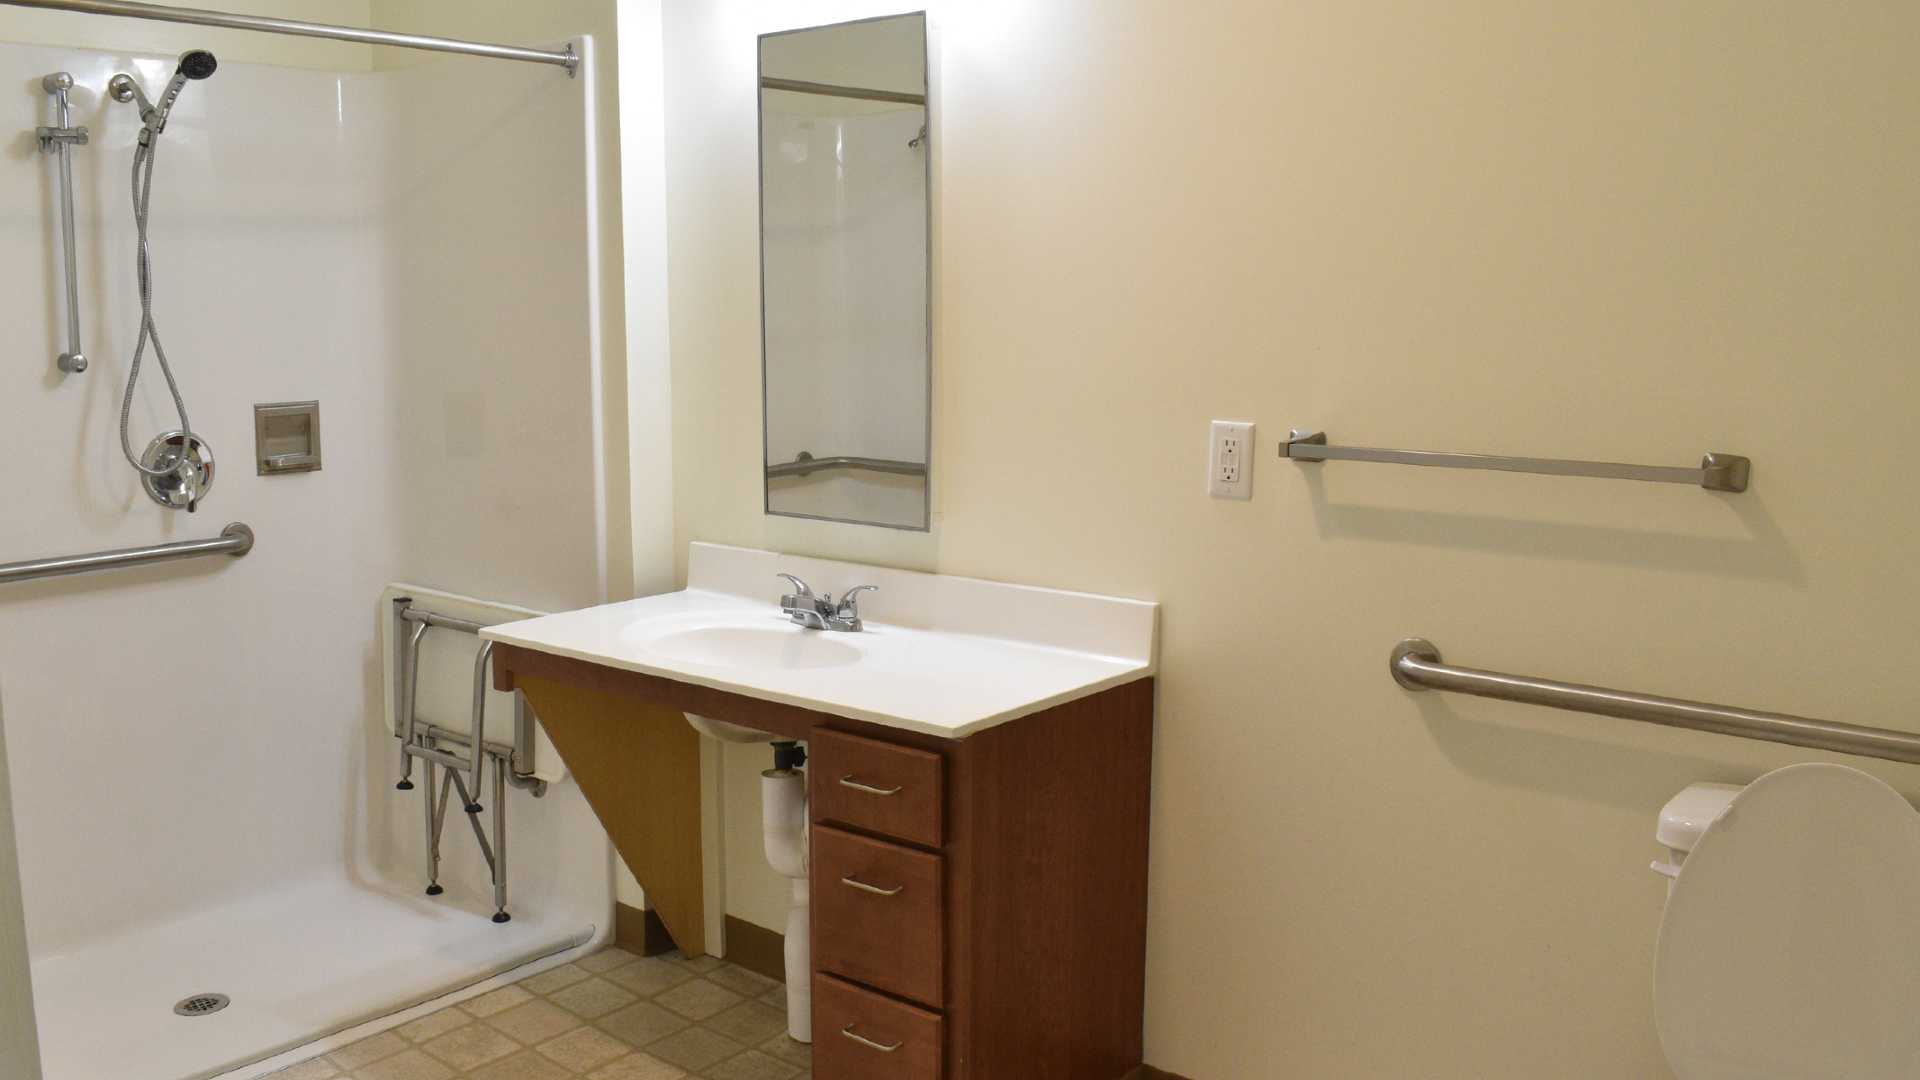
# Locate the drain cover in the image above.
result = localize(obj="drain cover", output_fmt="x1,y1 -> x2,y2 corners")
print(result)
173,993 -> 230,1017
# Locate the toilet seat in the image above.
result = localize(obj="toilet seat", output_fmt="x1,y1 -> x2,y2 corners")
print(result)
1655,763 -> 1920,1079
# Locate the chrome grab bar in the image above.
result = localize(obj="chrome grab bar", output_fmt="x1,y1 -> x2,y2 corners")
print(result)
1283,430 -> 1750,493
1391,639 -> 1920,766
0,522 -> 253,585
767,452 -> 928,480
0,0 -> 578,75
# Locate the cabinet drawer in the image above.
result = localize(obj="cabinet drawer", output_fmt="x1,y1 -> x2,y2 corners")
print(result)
812,825 -> 945,1006
810,728 -> 944,847
813,973 -> 944,1080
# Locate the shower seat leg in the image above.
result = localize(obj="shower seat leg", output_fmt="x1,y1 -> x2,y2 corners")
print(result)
491,753 -> 510,923
425,760 -> 450,896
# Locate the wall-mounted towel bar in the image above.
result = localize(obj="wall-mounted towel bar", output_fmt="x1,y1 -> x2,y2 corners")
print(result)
766,452 -> 928,480
0,522 -> 253,585
1282,430 -> 1749,492
1391,638 -> 1920,766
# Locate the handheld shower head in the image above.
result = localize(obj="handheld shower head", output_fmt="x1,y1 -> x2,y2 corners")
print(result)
110,49 -> 217,143
176,50 -> 218,80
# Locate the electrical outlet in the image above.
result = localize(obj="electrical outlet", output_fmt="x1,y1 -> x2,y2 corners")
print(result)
1209,420 -> 1254,499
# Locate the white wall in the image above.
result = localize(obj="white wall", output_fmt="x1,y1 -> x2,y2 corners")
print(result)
363,0 -> 677,912
0,697 -> 40,1080
660,2 -> 1920,1075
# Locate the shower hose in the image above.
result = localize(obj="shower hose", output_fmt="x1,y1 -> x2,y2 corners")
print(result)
119,131 -> 200,479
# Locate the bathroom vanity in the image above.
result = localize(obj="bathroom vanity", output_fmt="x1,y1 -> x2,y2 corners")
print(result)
484,542 -> 1158,1079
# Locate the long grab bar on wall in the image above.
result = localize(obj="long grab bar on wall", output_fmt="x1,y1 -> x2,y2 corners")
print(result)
1282,430 -> 1750,493
36,72 -> 89,374
0,523 -> 253,585
1390,638 -> 1920,766
767,452 -> 928,480
0,0 -> 578,76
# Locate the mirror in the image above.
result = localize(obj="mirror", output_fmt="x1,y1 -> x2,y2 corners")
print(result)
759,13 -> 931,531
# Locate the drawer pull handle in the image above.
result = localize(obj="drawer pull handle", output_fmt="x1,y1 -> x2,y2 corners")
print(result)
839,775 -> 903,796
841,1024 -> 903,1053
840,875 -> 904,897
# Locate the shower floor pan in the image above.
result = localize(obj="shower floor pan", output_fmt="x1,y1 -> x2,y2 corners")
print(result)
29,871 -> 594,1080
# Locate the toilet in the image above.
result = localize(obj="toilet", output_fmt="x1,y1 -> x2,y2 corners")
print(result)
1650,764 -> 1920,1078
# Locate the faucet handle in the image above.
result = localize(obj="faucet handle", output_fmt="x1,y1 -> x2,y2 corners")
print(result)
776,573 -> 814,600
835,585 -> 879,621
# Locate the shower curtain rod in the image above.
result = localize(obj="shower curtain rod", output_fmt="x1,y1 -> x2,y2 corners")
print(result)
1,0 -> 578,76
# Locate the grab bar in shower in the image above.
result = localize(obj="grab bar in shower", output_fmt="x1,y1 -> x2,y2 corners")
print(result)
37,72 -> 89,375
1,0 -> 578,76
1390,638 -> 1920,766
0,522 -> 254,585
1282,430 -> 1750,493
767,452 -> 928,480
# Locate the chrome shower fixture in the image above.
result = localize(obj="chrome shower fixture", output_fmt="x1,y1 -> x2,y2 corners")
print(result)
108,49 -> 217,143
108,49 -> 220,511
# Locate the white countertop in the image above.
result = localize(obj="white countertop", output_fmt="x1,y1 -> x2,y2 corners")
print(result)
480,543 -> 1158,739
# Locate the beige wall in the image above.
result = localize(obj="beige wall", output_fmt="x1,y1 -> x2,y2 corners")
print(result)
661,1 -> 1920,1076
0,0 -> 374,68
1,698 -> 39,1080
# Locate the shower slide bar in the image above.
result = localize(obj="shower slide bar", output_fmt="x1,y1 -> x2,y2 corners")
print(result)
1281,430 -> 1751,493
37,72 -> 88,375
767,452 -> 929,479
1,0 -> 578,76
0,522 -> 253,585
1391,638 -> 1920,766
391,597 -> 544,923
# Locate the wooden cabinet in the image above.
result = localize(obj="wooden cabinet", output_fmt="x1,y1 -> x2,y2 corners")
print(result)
492,643 -> 1155,1080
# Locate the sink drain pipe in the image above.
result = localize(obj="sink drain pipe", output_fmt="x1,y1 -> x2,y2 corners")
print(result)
764,744 -> 811,1043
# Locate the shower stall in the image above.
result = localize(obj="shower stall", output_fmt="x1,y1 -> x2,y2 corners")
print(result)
1,11 -> 625,1079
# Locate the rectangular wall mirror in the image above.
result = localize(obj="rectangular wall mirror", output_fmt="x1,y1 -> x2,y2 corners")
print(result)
759,12 -> 931,531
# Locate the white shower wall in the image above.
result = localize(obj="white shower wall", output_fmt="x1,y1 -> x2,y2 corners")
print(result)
0,37 -> 621,1076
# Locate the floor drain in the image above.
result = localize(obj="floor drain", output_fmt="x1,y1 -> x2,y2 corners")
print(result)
173,993 -> 230,1017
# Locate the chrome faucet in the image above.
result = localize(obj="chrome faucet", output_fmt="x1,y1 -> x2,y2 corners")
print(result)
777,574 -> 877,632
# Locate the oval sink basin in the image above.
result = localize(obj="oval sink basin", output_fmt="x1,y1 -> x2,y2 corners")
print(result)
643,625 -> 862,671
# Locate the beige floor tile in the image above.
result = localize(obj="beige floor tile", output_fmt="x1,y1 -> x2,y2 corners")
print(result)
537,1025 -> 634,1072
460,985 -> 533,1019
396,1008 -> 471,1044
704,965 -> 779,999
485,999 -> 583,1045
465,1050 -> 573,1080
273,1059 -> 342,1080
587,1052 -> 688,1080
756,986 -> 786,1011
329,1031 -> 408,1071
655,979 -> 743,1021
351,1047 -> 455,1080
646,1026 -> 745,1073
607,956 -> 696,997
578,948 -> 641,975
757,1033 -> 811,1069
672,954 -> 727,974
520,962 -> 591,995
597,1000 -> 693,1047
701,1049 -> 802,1080
420,1022 -> 521,1072
548,975 -> 640,1019
703,1001 -> 786,1046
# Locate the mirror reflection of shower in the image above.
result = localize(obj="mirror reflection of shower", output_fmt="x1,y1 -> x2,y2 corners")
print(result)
106,51 -> 220,512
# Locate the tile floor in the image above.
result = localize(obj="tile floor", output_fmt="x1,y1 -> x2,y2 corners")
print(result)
271,948 -> 810,1080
